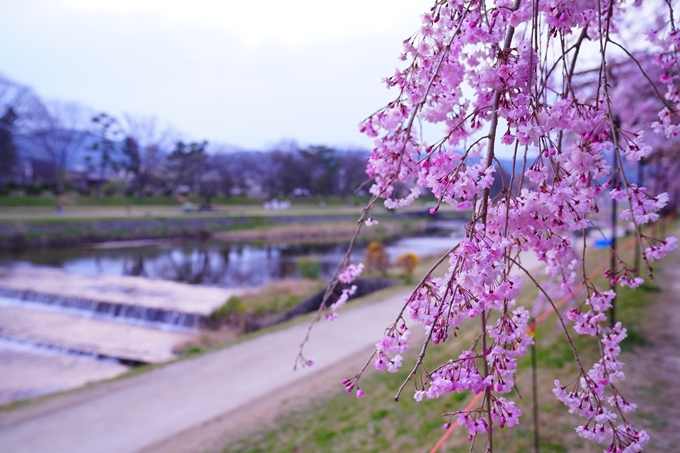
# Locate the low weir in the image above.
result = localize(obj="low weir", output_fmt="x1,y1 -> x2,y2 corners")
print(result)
0,266 -> 243,326
0,265 -> 239,394
0,335 -> 147,367
0,287 -> 205,329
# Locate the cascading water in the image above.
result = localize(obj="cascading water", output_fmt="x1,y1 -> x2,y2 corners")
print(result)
0,287 -> 205,329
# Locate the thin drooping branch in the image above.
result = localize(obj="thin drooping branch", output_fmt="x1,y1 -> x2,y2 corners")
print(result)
300,2 -> 678,452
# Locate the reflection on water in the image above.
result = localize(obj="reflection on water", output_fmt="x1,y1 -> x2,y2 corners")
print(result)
0,236 -> 460,289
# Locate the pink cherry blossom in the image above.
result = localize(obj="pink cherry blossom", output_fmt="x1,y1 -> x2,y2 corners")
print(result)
300,1 -> 680,451
338,263 -> 364,284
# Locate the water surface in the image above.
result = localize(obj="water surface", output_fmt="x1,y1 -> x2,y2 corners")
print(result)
0,236 -> 460,288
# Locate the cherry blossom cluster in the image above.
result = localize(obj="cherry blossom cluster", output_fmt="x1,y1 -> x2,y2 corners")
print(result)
551,281 -> 650,453
409,304 -> 532,439
342,375 -> 366,399
612,185 -> 669,225
485,306 -> 533,392
311,0 -> 680,451
359,228 -> 531,438
399,231 -> 524,347
617,131 -> 653,162
455,396 -> 522,440
374,321 -> 411,372
650,25 -> 680,141
416,153 -> 496,211
414,350 -> 485,401
326,284 -> 358,321
644,236 -> 678,262
555,301 -> 648,452
557,281 -> 648,452
323,262 -> 364,321
604,263 -> 644,289
338,263 -> 364,284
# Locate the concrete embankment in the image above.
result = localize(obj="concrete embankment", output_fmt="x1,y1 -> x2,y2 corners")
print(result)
0,303 -> 193,364
0,266 -> 244,365
0,266 -> 242,322
0,266 -> 246,404
0,337 -> 130,405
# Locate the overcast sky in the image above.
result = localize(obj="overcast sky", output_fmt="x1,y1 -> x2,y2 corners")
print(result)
0,0 -> 433,150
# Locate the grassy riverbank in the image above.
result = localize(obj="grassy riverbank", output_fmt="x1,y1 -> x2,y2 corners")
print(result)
0,211 -> 427,250
0,194 -> 370,208
0,194 -> 441,249
220,231 -> 673,453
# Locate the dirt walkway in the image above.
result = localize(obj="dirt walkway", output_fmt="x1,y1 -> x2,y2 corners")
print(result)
617,248 -> 680,451
0,287 -> 411,453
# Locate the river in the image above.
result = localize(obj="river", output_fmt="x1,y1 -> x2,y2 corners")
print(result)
0,235 -> 460,288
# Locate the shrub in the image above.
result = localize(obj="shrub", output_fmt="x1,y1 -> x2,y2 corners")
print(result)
365,240 -> 389,275
397,252 -> 419,281
212,296 -> 247,319
298,258 -> 321,279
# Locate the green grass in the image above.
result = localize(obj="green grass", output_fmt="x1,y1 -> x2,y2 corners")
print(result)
0,213 -> 420,250
225,345 -> 465,453
0,194 -> 374,208
211,279 -> 323,320
221,228 -> 669,453
0,195 -> 182,207
0,217 -> 266,248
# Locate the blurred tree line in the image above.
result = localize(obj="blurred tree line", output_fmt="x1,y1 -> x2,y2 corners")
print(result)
0,74 -> 370,204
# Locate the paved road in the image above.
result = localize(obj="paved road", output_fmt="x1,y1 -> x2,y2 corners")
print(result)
0,288 -> 410,453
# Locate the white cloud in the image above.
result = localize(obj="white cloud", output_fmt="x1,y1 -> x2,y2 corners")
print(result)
60,0 -> 428,47
1,0 -> 432,149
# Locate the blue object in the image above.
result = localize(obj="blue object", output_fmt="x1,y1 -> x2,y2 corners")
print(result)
594,237 -> 614,248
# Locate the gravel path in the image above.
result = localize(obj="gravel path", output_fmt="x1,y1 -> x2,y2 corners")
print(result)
617,244 -> 680,451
